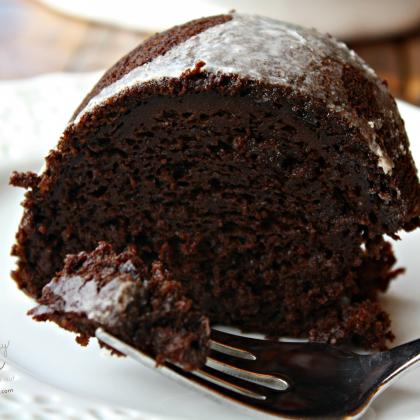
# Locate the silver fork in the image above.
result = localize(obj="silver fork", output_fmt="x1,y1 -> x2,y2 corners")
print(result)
95,328 -> 420,419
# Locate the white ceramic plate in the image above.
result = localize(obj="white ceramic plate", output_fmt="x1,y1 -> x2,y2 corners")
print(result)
0,97 -> 419,419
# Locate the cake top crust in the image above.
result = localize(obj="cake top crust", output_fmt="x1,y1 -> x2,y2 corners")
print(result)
74,14 -> 377,124
71,13 -> 399,174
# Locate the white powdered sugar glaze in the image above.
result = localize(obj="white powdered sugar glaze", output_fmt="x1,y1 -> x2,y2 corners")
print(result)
41,274 -> 137,326
369,136 -> 394,175
72,13 -> 392,174
30,304 -> 53,316
73,14 -> 376,124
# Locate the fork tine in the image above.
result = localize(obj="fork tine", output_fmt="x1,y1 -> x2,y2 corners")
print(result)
209,329 -> 289,391
95,328 -> 267,401
191,367 -> 267,400
210,328 -> 265,351
205,357 -> 288,391
209,339 -> 256,360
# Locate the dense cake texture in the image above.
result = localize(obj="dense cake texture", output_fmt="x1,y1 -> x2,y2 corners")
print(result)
29,242 -> 210,370
11,13 -> 420,351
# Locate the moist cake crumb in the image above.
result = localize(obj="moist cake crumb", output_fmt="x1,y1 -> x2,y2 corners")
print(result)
29,242 -> 210,370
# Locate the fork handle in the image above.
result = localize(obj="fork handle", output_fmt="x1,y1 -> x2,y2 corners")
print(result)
389,338 -> 420,368
375,338 -> 420,386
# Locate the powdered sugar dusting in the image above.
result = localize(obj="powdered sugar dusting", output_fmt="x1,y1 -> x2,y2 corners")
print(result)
73,14 -> 376,125
38,274 -> 137,326
369,139 -> 394,174
30,304 -> 53,317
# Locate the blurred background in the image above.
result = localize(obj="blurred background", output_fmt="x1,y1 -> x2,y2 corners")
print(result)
1,0 -> 420,104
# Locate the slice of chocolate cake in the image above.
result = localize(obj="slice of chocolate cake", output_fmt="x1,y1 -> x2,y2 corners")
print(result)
11,13 -> 420,351
29,242 -> 210,370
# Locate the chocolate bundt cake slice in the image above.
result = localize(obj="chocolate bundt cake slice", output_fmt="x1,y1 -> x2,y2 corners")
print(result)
11,13 -> 420,352
29,242 -> 210,370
